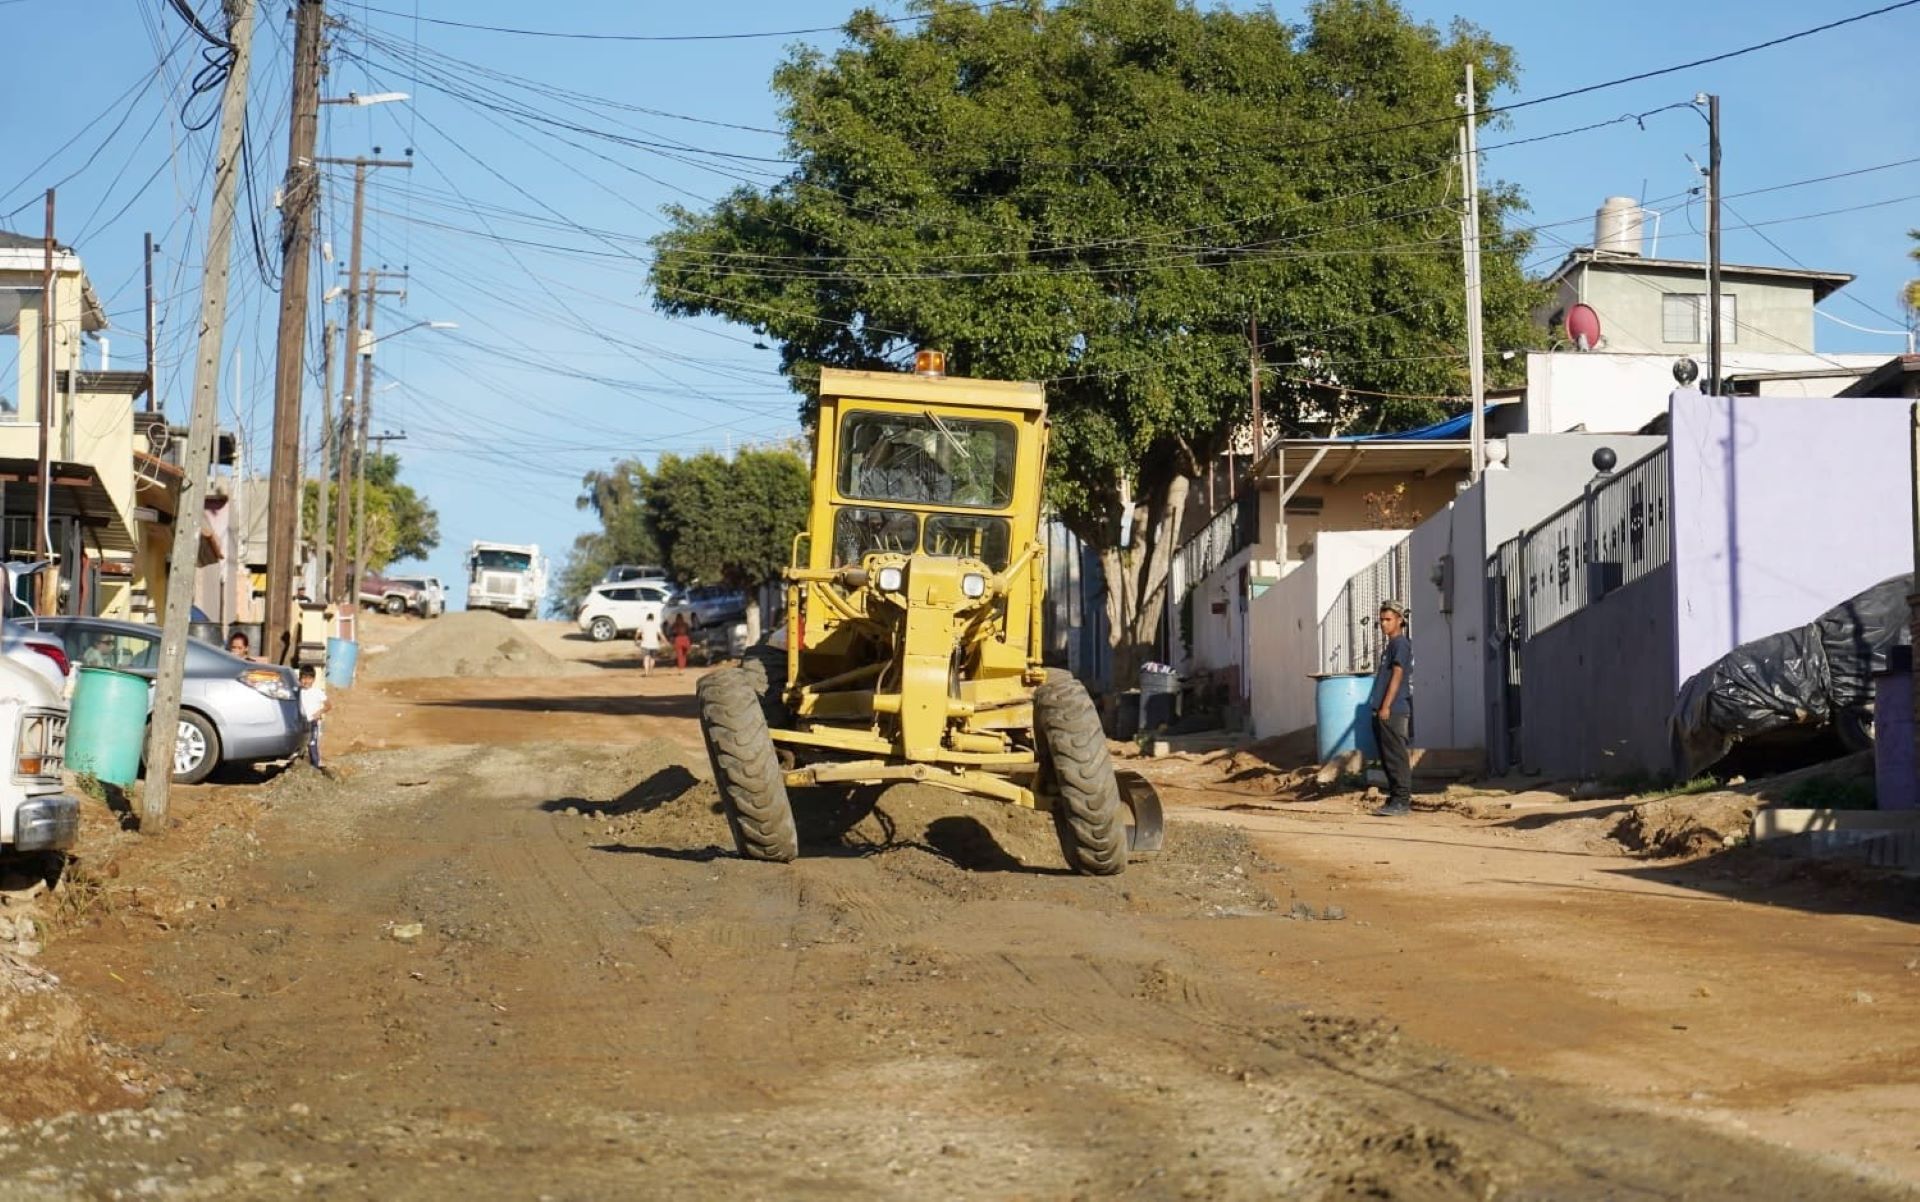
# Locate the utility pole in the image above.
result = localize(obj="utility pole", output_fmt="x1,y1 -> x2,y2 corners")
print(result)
315,320 -> 337,599
352,273 -> 407,594
316,155 -> 410,603
1248,314 -> 1263,456
144,0 -> 254,832
263,0 -> 325,666
1704,93 -> 1723,396
1459,63 -> 1488,480
143,232 -> 157,413
37,190 -> 56,614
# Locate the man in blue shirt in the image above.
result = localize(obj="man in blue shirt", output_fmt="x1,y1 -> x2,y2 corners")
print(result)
1370,600 -> 1414,816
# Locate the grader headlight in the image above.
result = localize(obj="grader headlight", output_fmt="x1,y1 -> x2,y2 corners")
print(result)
876,565 -> 905,593
960,572 -> 987,599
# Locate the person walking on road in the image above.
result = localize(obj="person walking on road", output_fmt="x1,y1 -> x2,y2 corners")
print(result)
669,614 -> 693,674
635,612 -> 663,677
1370,600 -> 1414,817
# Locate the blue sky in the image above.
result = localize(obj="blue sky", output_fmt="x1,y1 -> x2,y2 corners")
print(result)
2,0 -> 1915,605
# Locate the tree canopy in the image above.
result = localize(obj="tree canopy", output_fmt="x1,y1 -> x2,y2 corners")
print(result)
649,0 -> 1541,665
302,452 -> 440,574
554,446 -> 811,618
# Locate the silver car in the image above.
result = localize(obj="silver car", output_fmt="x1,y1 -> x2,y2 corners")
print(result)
25,616 -> 305,784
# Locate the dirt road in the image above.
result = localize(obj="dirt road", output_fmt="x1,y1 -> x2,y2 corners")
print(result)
0,616 -> 1913,1198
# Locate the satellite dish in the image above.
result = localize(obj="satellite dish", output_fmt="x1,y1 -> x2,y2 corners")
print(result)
1566,303 -> 1602,351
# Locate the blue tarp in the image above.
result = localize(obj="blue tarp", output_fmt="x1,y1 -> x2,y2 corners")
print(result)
1341,409 -> 1475,442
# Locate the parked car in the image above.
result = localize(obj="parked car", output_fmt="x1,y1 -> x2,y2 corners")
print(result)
389,575 -> 446,618
601,564 -> 670,585
575,580 -> 674,643
359,573 -> 431,617
2,565 -> 71,692
0,650 -> 78,857
664,584 -> 748,632
23,617 -> 304,784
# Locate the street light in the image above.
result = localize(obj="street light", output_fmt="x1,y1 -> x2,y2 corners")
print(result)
357,320 -> 457,356
320,91 -> 411,107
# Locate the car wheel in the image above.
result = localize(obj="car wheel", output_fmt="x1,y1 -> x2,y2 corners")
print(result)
385,595 -> 406,615
172,710 -> 221,785
589,616 -> 617,642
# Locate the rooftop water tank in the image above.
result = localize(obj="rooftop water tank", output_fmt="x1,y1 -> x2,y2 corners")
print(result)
1594,196 -> 1646,256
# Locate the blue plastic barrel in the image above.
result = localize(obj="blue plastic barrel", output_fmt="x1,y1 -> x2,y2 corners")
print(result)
68,667 -> 150,787
326,637 -> 358,688
1314,673 -> 1379,763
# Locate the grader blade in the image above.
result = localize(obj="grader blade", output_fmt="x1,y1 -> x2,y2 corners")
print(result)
1116,771 -> 1166,858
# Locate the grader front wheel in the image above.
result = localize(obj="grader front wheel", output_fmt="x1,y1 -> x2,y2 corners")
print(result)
697,668 -> 798,863
1035,670 -> 1128,876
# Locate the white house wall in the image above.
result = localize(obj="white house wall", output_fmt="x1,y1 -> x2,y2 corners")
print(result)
1248,529 -> 1410,740
1521,351 -> 1887,436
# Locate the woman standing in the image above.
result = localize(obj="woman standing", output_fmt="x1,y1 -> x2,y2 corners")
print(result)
670,614 -> 693,674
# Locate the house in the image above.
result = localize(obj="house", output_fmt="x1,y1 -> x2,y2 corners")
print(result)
0,230 -> 154,616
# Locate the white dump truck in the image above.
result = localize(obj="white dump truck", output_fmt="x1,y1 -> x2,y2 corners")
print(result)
465,541 -> 547,618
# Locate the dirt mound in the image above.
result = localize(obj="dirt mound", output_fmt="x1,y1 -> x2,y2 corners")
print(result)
363,610 -> 587,681
1611,790 -> 1757,859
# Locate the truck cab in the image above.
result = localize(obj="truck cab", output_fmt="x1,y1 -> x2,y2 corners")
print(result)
466,542 -> 546,619
0,646 -> 78,857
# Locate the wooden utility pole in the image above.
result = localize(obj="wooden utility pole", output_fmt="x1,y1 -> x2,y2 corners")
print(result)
143,232 -> 157,413
316,155 -> 409,603
143,0 -> 255,832
315,319 -> 337,598
37,190 -> 56,613
263,0 -> 326,665
1248,314 -> 1263,456
1460,63 -> 1488,480
352,276 -> 383,595
1704,93 -> 1723,396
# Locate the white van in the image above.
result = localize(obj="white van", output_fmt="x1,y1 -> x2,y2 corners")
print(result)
575,580 -> 674,643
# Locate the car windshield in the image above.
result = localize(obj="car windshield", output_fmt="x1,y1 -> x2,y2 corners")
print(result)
474,550 -> 532,571
837,410 -> 1015,510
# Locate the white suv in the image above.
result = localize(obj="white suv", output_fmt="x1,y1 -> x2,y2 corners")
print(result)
575,580 -> 674,643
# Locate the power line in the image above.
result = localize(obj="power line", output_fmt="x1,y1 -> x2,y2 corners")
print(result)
349,0 -> 1018,43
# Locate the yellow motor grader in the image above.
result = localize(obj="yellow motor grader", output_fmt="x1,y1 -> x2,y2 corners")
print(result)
696,353 -> 1164,874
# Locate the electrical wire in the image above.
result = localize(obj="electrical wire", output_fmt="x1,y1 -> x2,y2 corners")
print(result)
349,0 -> 1019,43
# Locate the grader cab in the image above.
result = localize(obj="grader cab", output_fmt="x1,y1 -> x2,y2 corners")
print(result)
696,355 -> 1163,874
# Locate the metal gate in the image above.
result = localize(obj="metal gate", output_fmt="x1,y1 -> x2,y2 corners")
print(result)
1485,536 -> 1525,773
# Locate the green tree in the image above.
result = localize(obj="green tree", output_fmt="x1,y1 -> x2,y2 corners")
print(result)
649,0 -> 1540,672
556,446 -> 811,630
300,452 -> 440,575
649,446 -> 812,634
1906,228 -> 1919,315
551,459 -> 663,614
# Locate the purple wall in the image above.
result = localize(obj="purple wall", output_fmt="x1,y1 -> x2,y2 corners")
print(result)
1670,394 -> 1914,685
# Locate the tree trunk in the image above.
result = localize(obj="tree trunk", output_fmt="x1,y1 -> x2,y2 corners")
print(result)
1090,472 -> 1190,688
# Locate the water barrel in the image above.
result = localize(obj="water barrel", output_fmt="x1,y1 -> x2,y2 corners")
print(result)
1314,673 -> 1379,763
188,621 -> 225,647
1139,666 -> 1179,730
326,637 -> 358,689
67,667 -> 150,787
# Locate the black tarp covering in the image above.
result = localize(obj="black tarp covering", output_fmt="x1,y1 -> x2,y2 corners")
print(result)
1670,574 -> 1913,776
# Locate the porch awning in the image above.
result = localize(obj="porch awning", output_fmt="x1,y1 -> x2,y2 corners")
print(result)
0,459 -> 135,552
1252,440 -> 1472,488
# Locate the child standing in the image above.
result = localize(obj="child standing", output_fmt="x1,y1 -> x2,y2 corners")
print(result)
635,612 -> 663,677
298,665 -> 331,769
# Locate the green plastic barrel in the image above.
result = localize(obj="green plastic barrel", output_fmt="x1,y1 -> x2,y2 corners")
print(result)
68,667 -> 151,787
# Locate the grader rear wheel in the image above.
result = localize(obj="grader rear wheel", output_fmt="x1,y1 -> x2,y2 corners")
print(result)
697,668 -> 798,863
1035,670 -> 1127,876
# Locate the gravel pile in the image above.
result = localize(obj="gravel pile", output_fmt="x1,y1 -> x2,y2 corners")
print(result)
363,610 -> 588,681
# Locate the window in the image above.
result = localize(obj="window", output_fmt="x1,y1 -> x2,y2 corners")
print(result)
1660,293 -> 1738,344
837,410 -> 1016,509
833,506 -> 918,566
0,288 -> 40,422
72,628 -> 158,672
473,549 -> 532,572
924,514 -> 1012,571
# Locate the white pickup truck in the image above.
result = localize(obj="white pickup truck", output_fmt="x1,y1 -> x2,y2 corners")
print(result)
0,650 -> 77,856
